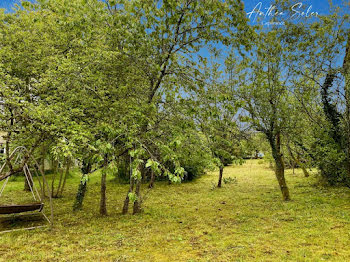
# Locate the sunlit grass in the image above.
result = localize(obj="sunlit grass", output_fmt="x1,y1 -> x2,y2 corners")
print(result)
1,160 -> 350,261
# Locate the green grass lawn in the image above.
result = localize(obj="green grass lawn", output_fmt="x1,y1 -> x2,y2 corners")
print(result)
1,160 -> 350,261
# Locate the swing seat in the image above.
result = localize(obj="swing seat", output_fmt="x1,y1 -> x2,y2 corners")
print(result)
0,203 -> 44,215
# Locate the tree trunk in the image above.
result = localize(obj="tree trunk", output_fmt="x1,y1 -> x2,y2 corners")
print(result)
269,132 -> 291,201
100,155 -> 108,216
24,173 -> 33,191
41,145 -> 46,174
51,159 -> 58,173
217,166 -> 224,188
73,160 -> 91,211
122,156 -> 134,214
51,159 -> 58,197
122,178 -> 134,214
148,170 -> 155,188
73,175 -> 88,211
53,168 -> 64,198
99,172 -> 107,215
133,178 -> 142,214
287,142 -> 309,177
300,165 -> 310,177
58,159 -> 71,197
274,157 -> 290,201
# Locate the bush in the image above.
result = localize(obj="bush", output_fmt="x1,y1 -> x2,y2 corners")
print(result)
223,177 -> 237,184
312,128 -> 349,186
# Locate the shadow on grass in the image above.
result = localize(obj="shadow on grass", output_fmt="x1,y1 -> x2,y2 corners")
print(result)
0,213 -> 48,231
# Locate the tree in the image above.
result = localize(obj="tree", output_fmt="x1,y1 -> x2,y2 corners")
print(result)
104,0 -> 251,213
192,61 -> 242,188
232,29 -> 296,201
1,0 -> 252,215
282,4 -> 350,185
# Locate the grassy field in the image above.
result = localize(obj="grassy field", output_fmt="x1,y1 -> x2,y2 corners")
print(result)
1,160 -> 350,261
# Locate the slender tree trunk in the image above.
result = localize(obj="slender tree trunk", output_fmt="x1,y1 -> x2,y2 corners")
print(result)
51,171 -> 56,197
73,175 -> 88,211
53,168 -> 64,198
100,155 -> 108,216
41,145 -> 46,174
100,172 -> 107,215
274,156 -> 290,201
100,171 -> 107,216
122,178 -> 134,214
24,170 -> 33,191
24,160 -> 33,192
287,143 -> 309,177
51,159 -> 58,197
51,159 -> 58,173
148,170 -> 155,188
217,166 -> 224,188
133,178 -> 142,214
300,165 -> 310,178
73,160 -> 91,211
269,132 -> 291,201
295,155 -> 310,177
122,156 -> 134,214
57,159 -> 71,197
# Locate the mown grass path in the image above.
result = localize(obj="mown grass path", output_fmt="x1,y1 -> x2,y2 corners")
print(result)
1,160 -> 350,261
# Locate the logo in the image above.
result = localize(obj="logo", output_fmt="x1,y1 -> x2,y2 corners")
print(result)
246,2 -> 320,26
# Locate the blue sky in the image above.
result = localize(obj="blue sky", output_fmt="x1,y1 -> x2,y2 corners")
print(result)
0,0 -> 17,11
0,0 -> 345,13
0,0 -> 346,67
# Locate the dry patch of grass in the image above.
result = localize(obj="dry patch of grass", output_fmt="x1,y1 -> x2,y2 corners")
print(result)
1,160 -> 350,261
